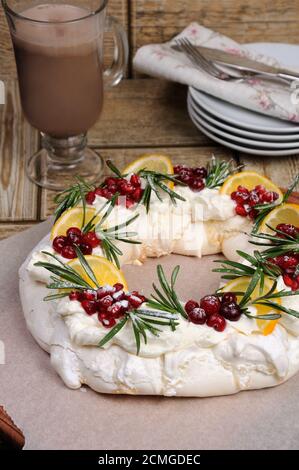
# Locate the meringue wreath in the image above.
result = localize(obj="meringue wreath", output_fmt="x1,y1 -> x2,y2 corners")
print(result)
19,154 -> 299,397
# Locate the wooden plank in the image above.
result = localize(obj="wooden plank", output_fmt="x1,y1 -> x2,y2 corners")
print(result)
0,223 -> 35,241
239,154 -> 299,189
130,0 -> 299,63
0,0 -> 129,78
41,145 -> 236,219
89,79 -> 208,147
0,79 -> 39,221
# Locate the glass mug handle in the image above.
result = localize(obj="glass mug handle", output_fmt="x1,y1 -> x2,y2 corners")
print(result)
104,16 -> 129,88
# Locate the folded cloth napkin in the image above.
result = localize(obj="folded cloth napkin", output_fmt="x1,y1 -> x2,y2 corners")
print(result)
133,22 -> 299,123
0,406 -> 25,449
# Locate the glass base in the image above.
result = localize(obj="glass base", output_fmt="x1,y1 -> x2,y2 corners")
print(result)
26,134 -> 104,191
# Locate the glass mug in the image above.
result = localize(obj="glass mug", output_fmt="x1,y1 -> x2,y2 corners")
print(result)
2,0 -> 128,189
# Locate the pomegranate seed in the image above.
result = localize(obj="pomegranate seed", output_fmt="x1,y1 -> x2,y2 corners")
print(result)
107,303 -> 123,317
66,228 -> 82,245
130,174 -> 141,187
249,208 -> 258,220
200,295 -> 221,315
190,178 -> 205,192
111,283 -> 122,292
97,295 -> 114,310
237,185 -> 250,195
207,314 -> 226,332
179,174 -> 193,185
292,280 -> 299,291
97,286 -> 115,299
105,177 -> 118,187
174,164 -> 184,174
81,300 -> 97,315
61,245 -> 77,259
101,188 -> 114,200
95,187 -> 104,197
255,185 -> 266,195
233,191 -> 249,205
127,294 -> 144,308
126,197 -> 135,209
283,274 -> 294,288
132,187 -> 143,202
69,291 -> 80,301
85,191 -> 96,205
101,316 -> 117,329
248,191 -> 260,207
79,242 -> 93,255
193,167 -> 207,178
188,307 -> 207,325
113,290 -> 125,302
67,227 -> 81,236
52,236 -> 67,254
221,292 -> 237,304
185,300 -> 199,314
220,302 -> 242,321
83,290 -> 96,301
83,231 -> 100,248
235,205 -> 248,217
276,223 -> 298,238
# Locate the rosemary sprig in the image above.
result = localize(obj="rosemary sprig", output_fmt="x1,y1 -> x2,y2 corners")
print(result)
251,173 -> 299,234
80,194 -> 141,269
53,177 -> 93,222
205,156 -> 242,189
146,265 -> 188,320
34,247 -> 99,300
249,224 -> 299,259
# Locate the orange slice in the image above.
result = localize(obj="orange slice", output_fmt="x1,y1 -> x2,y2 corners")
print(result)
221,276 -> 281,335
67,255 -> 128,290
259,203 -> 299,234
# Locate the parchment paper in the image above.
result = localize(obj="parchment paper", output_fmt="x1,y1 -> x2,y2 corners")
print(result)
0,221 -> 298,450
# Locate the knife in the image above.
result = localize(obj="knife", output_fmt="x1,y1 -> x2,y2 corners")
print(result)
195,45 -> 299,82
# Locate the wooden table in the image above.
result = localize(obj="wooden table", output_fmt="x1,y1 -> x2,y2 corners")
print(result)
1,0 -> 299,240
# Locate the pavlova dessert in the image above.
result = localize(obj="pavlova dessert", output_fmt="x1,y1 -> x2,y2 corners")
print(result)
19,154 -> 299,396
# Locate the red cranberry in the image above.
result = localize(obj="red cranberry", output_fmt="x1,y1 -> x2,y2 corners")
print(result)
97,286 -> 115,299
237,185 -> 250,194
283,274 -> 294,288
255,185 -> 266,195
220,302 -> 242,321
130,174 -> 141,187
276,223 -> 298,238
69,291 -> 80,301
232,190 -> 249,204
83,231 -> 100,248
207,314 -> 226,332
97,295 -> 114,310
188,307 -> 207,325
79,242 -> 93,255
85,191 -> 96,205
101,188 -> 114,200
190,178 -> 205,192
235,205 -> 248,217
105,177 -> 118,187
248,208 -> 258,220
53,236 -> 67,254
174,164 -> 184,174
95,187 -> 104,197
221,292 -> 237,304
107,303 -> 123,317
61,245 -> 77,259
81,300 -> 97,315
193,167 -> 207,178
200,295 -> 221,315
185,300 -> 199,314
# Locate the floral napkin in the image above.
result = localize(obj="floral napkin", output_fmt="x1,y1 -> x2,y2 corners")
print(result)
133,22 -> 299,123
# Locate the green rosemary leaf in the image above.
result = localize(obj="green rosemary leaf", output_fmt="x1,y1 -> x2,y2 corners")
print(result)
106,159 -> 123,177
44,292 -> 70,301
74,246 -> 99,288
282,173 -> 299,203
98,315 -> 128,348
254,301 -> 299,319
205,156 -> 242,189
239,268 -> 262,308
132,320 -> 141,355
171,265 -> 180,289
137,309 -> 179,320
244,311 -> 281,320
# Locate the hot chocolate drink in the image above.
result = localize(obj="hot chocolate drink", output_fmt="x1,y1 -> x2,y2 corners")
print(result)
11,4 -> 104,137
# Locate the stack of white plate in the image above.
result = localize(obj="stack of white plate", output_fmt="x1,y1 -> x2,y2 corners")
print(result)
187,43 -> 299,156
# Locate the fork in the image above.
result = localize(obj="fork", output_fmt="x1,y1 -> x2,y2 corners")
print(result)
175,38 -> 284,83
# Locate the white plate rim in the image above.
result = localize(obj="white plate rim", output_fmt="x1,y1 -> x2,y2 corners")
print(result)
188,96 -> 299,149
188,91 -> 299,142
188,101 -> 299,156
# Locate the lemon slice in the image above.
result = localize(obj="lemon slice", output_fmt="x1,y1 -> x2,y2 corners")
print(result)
220,171 -> 283,200
123,153 -> 174,175
221,276 -> 281,335
67,255 -> 128,290
51,207 -> 100,240
259,203 -> 299,234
